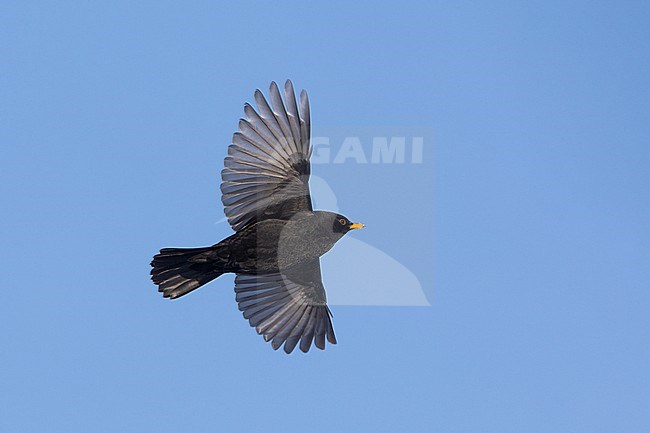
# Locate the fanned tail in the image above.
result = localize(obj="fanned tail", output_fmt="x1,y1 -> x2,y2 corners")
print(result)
150,246 -> 225,299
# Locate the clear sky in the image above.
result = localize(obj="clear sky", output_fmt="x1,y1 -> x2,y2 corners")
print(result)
2,1 -> 649,432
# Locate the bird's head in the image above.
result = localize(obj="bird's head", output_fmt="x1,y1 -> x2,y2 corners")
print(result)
315,211 -> 365,235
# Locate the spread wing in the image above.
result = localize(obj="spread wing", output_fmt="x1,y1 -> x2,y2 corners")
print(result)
221,80 -> 313,232
234,259 -> 337,353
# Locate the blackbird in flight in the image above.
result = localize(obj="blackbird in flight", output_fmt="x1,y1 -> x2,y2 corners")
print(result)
151,80 -> 364,353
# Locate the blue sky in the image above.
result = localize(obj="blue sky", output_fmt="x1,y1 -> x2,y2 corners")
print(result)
1,1 -> 649,432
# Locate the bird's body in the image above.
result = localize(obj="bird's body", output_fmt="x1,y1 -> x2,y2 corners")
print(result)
218,212 -> 346,273
151,80 -> 363,353
170,212 -> 345,276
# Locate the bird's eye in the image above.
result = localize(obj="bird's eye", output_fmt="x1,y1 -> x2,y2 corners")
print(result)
339,218 -> 347,225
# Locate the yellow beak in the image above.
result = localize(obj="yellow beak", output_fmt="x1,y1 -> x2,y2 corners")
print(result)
349,222 -> 365,230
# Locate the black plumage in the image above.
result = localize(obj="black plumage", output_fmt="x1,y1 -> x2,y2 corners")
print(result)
150,80 -> 364,353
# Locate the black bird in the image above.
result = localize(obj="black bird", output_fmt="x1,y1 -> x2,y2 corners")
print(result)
150,80 -> 364,353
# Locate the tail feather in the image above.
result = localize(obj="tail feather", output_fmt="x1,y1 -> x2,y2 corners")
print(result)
151,246 -> 224,299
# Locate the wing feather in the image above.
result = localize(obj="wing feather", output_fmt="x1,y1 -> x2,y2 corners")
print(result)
269,81 -> 300,156
221,80 -> 314,231
283,80 -> 303,156
234,259 -> 336,354
299,90 -> 311,157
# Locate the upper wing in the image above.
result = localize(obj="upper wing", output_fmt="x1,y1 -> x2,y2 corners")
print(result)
234,259 -> 337,354
221,80 -> 313,232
